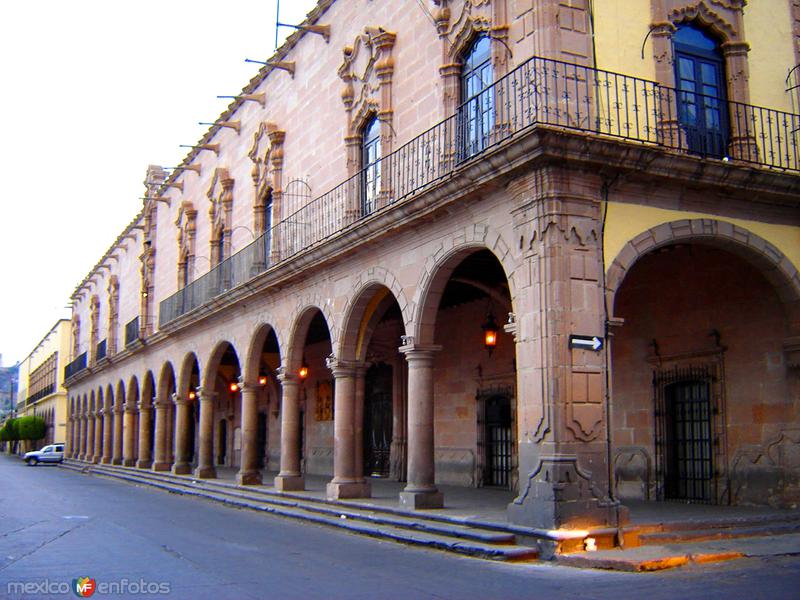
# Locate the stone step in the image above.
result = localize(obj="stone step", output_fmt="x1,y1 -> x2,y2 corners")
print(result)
60,462 -> 536,561
639,521 -> 800,544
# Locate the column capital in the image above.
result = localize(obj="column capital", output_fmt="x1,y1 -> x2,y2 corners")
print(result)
276,368 -> 298,386
399,343 -> 442,361
123,402 -> 137,414
137,401 -> 153,412
327,358 -> 364,378
198,389 -> 217,403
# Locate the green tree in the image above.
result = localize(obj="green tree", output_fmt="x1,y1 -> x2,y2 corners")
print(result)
16,416 -> 46,441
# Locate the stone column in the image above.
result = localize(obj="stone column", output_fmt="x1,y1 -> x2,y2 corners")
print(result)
194,389 -> 217,479
93,411 -> 103,463
122,401 -> 137,466
505,167 -> 626,536
67,417 -> 75,458
172,395 -> 193,475
398,344 -> 443,509
76,416 -> 84,460
354,366 -> 366,482
112,403 -> 123,465
237,382 -> 263,485
152,396 -> 171,472
101,409 -> 112,464
327,362 -> 370,499
85,414 -> 94,462
136,401 -> 153,469
274,372 -> 304,491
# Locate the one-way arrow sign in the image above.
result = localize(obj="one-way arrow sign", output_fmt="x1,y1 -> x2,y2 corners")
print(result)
569,334 -> 604,352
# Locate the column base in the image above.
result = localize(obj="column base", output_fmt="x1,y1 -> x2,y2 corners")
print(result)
136,459 -> 153,469
172,462 -> 192,475
274,474 -> 305,491
399,488 -> 444,509
326,480 -> 372,500
122,459 -> 136,467
194,465 -> 217,479
236,470 -> 263,486
100,457 -> 112,465
111,457 -> 122,466
152,462 -> 172,472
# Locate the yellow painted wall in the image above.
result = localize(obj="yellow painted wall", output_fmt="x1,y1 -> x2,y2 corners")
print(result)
746,0 -> 795,113
592,0 -> 655,81
604,202 -> 800,276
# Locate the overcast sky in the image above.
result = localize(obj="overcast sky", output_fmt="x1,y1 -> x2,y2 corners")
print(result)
0,0 -> 317,366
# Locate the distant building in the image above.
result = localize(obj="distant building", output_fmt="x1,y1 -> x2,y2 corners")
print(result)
15,320 -> 71,451
0,357 -> 18,418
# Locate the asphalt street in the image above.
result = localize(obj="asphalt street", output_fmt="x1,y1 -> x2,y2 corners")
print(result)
0,453 -> 798,600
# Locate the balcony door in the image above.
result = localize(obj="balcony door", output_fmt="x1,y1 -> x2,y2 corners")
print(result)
674,25 -> 728,158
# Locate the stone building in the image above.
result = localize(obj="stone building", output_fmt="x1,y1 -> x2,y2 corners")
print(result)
16,320 -> 71,450
64,0 -> 800,538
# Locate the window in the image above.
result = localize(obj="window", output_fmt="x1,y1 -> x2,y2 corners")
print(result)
263,191 -> 273,265
673,25 -> 728,158
459,34 -> 494,160
361,115 -> 381,216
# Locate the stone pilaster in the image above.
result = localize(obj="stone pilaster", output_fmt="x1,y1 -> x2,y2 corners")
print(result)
237,382 -> 263,485
506,167 -> 626,532
194,389 -> 217,479
398,344 -> 443,509
274,372 -> 304,491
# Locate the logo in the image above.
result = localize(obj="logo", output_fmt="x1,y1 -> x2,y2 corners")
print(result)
72,577 -> 96,597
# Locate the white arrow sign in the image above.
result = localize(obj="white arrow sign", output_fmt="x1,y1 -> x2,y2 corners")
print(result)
569,335 -> 603,351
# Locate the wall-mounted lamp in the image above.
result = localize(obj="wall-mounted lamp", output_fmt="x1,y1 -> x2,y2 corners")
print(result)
179,143 -> 220,156
229,381 -> 239,393
482,310 -> 499,356
166,165 -> 202,175
217,93 -> 266,108
245,58 -> 296,78
298,360 -> 309,380
258,373 -> 268,386
188,389 -> 197,401
199,120 -> 242,135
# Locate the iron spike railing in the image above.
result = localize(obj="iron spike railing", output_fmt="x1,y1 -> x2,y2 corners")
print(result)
160,55 -> 800,327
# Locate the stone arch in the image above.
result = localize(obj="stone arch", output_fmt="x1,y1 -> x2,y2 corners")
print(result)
142,371 -> 156,408
158,361 -> 177,402
243,323 -> 282,385
105,384 -> 114,410
286,296 -> 338,369
606,219 -> 800,333
177,352 -> 200,398
338,280 -> 408,363
127,376 -> 140,406
667,2 -> 742,44
201,341 -> 242,391
411,228 -> 517,345
115,379 -> 126,409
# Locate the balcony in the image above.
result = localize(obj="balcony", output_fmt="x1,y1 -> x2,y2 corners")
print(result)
159,54 -> 799,327
125,317 -> 140,347
26,384 -> 56,405
64,353 -> 87,381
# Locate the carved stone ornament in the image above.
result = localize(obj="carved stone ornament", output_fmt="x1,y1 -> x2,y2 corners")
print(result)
248,121 -> 283,199
207,167 -> 234,228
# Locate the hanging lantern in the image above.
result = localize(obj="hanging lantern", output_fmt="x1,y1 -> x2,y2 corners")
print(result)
482,311 -> 499,355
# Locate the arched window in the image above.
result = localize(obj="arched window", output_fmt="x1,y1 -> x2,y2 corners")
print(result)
673,24 -> 728,157
361,115 -> 381,216
459,34 -> 493,159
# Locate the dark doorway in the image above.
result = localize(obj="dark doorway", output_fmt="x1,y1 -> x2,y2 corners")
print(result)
674,25 -> 728,157
257,411 -> 268,469
483,394 -> 512,488
364,363 -> 393,477
664,379 -> 714,502
218,420 -> 227,466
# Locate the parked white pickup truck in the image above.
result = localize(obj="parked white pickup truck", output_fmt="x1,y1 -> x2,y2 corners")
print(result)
23,443 -> 65,465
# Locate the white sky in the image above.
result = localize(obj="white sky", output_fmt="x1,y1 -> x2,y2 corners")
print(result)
0,0 -> 318,366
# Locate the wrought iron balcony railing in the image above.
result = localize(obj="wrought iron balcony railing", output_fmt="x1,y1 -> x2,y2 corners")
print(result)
160,54 -> 799,327
64,353 -> 87,381
26,384 -> 56,405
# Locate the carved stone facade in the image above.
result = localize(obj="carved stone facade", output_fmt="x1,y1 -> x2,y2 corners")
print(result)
63,0 -> 799,545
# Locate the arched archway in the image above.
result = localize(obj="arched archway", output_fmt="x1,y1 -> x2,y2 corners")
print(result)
609,222 -> 800,507
137,371 -> 157,469
153,361 -> 177,472
123,377 -> 140,467
102,384 -> 114,464
173,353 -> 200,474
